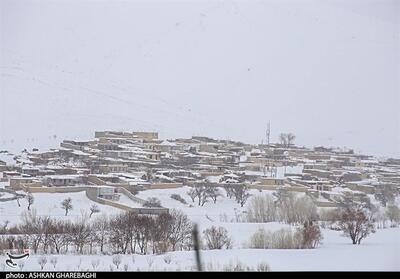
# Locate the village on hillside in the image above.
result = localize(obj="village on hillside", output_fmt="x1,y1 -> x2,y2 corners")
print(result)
0,131 -> 399,271
1,130 -> 399,211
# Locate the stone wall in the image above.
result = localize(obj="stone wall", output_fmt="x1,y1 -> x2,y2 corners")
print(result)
147,183 -> 183,189
117,187 -> 146,205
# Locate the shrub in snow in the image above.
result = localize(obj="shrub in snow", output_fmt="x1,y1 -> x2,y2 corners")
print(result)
386,204 -> 400,227
76,258 -> 82,270
276,193 -> 318,225
297,221 -> 323,249
37,256 -> 47,270
246,194 -> 277,223
18,261 -> 25,271
91,259 -> 100,271
203,226 -> 232,250
50,257 -> 58,269
257,262 -> 270,272
170,194 -> 187,204
248,228 -> 303,249
374,184 -> 397,207
112,255 -> 122,269
223,260 -> 252,272
163,255 -> 172,264
123,264 -> 129,271
143,197 -> 162,208
147,257 -> 154,269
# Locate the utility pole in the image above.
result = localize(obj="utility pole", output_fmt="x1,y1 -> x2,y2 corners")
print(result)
266,122 -> 271,146
193,224 -> 202,271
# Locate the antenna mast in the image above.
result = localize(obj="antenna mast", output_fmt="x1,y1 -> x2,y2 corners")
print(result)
266,122 -> 270,146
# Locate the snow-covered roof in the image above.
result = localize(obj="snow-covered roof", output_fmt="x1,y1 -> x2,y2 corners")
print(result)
45,174 -> 82,180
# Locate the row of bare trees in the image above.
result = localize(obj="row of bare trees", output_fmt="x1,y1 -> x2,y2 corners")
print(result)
279,133 -> 296,148
248,221 -> 323,249
187,184 -> 251,207
246,190 -> 318,224
245,190 -> 380,245
0,209 -> 193,255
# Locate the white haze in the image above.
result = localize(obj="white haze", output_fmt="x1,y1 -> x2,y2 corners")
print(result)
0,0 -> 399,157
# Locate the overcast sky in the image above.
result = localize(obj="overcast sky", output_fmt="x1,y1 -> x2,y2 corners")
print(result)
1,0 -> 399,157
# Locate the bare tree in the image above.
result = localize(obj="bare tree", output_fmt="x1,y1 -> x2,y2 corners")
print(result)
61,198 -> 73,216
48,219 -> 69,254
20,210 -> 43,254
93,214 -> 109,254
26,193 -> 34,211
374,184 -> 397,207
225,185 -> 235,199
335,204 -> 376,245
89,204 -> 100,218
150,212 -> 173,254
109,212 -> 133,254
231,184 -> 251,207
203,226 -> 232,250
41,217 -> 53,253
187,188 -> 197,203
68,217 -> 91,254
279,133 -> 296,147
134,215 -> 153,254
287,133 -> 296,146
206,186 -> 221,204
279,133 -> 288,147
168,210 -> 193,251
189,184 -> 209,206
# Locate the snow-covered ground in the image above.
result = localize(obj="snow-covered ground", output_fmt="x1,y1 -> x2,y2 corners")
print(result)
0,153 -> 17,166
0,228 -> 398,271
0,191 -> 123,226
136,186 -> 267,226
0,183 -> 399,271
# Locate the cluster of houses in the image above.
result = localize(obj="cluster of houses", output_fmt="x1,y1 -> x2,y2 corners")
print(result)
1,131 -> 399,209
